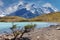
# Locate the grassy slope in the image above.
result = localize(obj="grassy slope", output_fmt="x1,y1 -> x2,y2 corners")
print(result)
30,12 -> 60,22
0,16 -> 27,22
0,12 -> 60,22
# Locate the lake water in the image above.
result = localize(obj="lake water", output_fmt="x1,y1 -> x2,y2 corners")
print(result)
0,22 -> 59,34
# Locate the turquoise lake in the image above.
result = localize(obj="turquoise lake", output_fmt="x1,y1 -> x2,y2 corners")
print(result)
0,22 -> 59,34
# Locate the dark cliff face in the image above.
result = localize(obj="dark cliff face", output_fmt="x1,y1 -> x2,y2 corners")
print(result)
8,8 -> 39,18
6,3 -> 57,19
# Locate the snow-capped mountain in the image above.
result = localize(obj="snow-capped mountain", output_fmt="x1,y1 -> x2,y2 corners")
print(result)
0,1 -> 58,18
42,3 -> 58,13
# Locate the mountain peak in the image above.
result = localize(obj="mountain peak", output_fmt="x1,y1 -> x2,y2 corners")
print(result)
42,3 -> 58,12
43,3 -> 52,7
0,2 -> 59,18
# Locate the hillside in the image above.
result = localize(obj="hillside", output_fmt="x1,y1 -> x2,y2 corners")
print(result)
30,12 -> 60,22
0,12 -> 60,22
0,16 -> 27,22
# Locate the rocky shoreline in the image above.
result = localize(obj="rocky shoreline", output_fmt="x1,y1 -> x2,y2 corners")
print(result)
0,25 -> 60,40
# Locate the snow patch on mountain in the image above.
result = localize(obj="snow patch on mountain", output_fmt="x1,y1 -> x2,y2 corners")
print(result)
0,1 -> 59,17
42,3 -> 58,13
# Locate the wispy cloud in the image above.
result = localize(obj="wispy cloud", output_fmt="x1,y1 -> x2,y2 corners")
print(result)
0,1 -> 18,16
3,1 -> 31,15
5,5 -> 18,14
4,1 -> 24,15
0,0 -> 59,17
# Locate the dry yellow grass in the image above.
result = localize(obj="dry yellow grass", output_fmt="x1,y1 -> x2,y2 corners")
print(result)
30,12 -> 60,22
0,16 -> 27,22
23,25 -> 60,40
0,12 -> 60,22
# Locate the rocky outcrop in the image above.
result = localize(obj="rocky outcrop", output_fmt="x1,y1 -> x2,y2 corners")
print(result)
0,25 -> 60,40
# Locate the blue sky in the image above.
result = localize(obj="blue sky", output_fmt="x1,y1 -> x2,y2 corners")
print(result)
24,0 -> 60,10
0,0 -> 60,9
0,0 -> 60,15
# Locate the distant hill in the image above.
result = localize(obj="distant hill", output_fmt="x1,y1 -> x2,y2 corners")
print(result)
30,12 -> 60,22
0,16 -> 27,22
0,12 -> 60,22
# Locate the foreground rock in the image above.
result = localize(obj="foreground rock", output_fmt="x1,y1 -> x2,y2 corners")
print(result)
23,25 -> 60,40
0,25 -> 60,40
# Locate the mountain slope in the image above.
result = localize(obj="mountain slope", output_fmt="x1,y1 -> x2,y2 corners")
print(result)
0,12 -> 60,22
5,3 -> 58,18
30,12 -> 60,22
8,8 -> 39,18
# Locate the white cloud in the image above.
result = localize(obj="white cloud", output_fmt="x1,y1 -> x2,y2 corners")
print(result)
0,15 -> 5,17
4,1 -> 24,15
4,5 -> 18,15
0,1 -> 23,16
0,3 -> 18,17
0,1 -> 36,16
2,1 -> 58,17
4,1 -> 35,15
5,1 -> 36,14
0,0 -> 4,6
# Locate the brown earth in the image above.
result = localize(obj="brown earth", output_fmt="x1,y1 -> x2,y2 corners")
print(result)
30,12 -> 60,22
23,25 -> 60,40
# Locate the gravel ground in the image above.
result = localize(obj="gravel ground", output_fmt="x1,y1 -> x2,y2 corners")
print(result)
0,25 -> 60,40
23,25 -> 60,40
